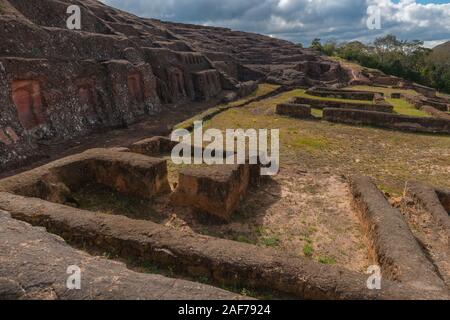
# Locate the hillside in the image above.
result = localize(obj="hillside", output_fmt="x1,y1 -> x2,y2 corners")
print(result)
430,41 -> 450,64
0,0 -> 347,171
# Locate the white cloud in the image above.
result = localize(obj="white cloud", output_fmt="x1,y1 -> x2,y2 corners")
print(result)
101,0 -> 450,45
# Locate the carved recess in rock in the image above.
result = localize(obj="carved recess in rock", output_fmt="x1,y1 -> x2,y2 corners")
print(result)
0,0 -> 351,171
193,70 -> 221,100
11,80 -> 46,130
77,78 -> 99,121
127,73 -> 144,103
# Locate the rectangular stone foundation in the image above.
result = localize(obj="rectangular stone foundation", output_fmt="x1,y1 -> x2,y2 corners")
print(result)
293,97 -> 393,113
276,103 -> 312,119
0,191 -> 444,300
171,164 -> 254,221
130,136 -> 178,157
0,148 -> 171,202
306,87 -> 380,101
323,108 -> 450,134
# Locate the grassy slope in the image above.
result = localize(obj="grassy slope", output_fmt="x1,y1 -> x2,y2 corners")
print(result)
299,87 -> 430,118
199,88 -> 450,196
175,83 -> 280,130
348,85 -> 430,117
429,41 -> 450,65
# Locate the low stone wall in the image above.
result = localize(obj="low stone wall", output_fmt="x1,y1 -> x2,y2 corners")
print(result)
421,106 -> 450,120
404,181 -> 450,233
306,87 -> 379,100
171,164 -> 257,221
293,97 -> 393,113
0,148 -> 171,201
0,191 -> 445,300
276,103 -> 312,119
0,210 -> 245,300
372,76 -> 402,87
130,136 -> 177,156
403,94 -> 449,112
323,108 -> 450,134
411,84 -> 437,98
349,176 -> 448,294
424,99 -> 449,112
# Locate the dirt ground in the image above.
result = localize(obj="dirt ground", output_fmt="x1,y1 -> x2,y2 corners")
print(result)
396,199 -> 450,288
73,161 -> 372,273
201,88 -> 450,196
6,83 -> 450,278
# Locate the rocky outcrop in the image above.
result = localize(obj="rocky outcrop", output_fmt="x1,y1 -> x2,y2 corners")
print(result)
0,191 -> 447,300
349,176 -> 448,293
0,210 -> 245,300
0,0 -> 349,172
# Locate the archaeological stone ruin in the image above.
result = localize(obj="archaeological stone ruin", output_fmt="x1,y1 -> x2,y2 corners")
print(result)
0,0 -> 449,301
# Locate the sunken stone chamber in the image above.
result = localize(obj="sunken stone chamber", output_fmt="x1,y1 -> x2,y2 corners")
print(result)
0,148 -> 171,204
171,164 -> 259,221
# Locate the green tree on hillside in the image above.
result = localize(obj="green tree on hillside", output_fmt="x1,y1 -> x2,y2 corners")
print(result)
309,35 -> 449,93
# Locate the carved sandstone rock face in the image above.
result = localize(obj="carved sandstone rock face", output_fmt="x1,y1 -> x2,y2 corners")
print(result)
11,80 -> 46,130
127,73 -> 144,103
0,0 -> 348,172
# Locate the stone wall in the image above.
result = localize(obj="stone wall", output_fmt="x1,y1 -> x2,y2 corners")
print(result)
323,108 -> 450,134
411,84 -> 437,98
293,97 -> 393,113
0,191 -> 445,300
421,106 -> 450,120
0,210 -> 244,300
402,94 -> 449,112
372,76 -> 402,87
306,87 -> 379,101
276,103 -> 312,119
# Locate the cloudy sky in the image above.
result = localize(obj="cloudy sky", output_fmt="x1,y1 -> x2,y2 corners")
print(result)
101,0 -> 450,48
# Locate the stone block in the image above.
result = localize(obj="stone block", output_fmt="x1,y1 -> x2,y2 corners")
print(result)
276,103 -> 312,119
171,164 -> 253,221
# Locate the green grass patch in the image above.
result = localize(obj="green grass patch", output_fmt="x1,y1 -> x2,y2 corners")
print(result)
311,108 -> 323,118
387,98 -> 430,117
260,234 -> 281,247
318,256 -> 337,265
347,85 -> 429,117
175,83 -> 279,130
297,89 -> 374,105
303,243 -> 314,257
348,85 -> 419,97
290,136 -> 329,150
235,235 -> 253,244
197,87 -> 450,196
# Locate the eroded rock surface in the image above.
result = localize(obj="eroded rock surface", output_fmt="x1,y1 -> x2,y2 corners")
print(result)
0,0 -> 348,171
0,210 -> 246,300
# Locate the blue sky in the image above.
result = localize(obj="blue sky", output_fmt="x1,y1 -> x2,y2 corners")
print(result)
101,0 -> 450,47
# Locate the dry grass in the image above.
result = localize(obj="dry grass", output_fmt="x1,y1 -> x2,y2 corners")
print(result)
200,88 -> 450,196
175,83 -> 280,130
347,85 -> 429,117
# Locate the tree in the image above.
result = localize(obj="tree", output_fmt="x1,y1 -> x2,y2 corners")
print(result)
311,38 -> 323,52
307,34 -> 449,93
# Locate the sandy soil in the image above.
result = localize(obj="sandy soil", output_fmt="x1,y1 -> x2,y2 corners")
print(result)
397,199 -> 450,289
74,163 -> 372,273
